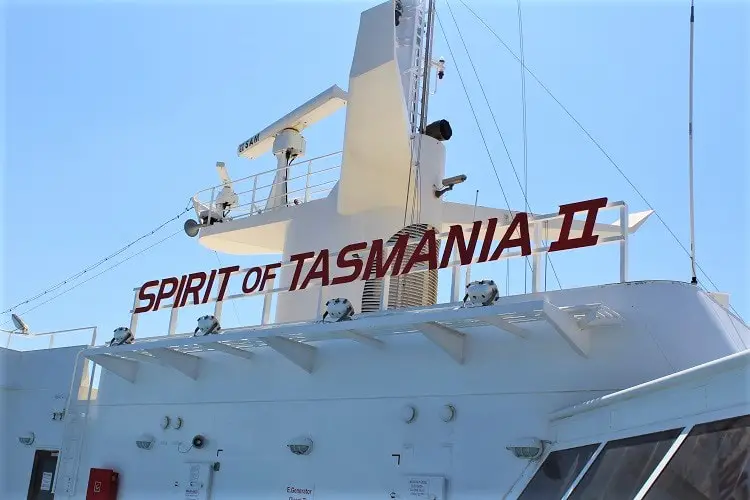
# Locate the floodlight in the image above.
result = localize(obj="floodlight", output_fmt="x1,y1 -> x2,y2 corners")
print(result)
194,315 -> 220,336
322,298 -> 355,322
463,280 -> 499,307
109,327 -> 135,346
506,438 -> 545,460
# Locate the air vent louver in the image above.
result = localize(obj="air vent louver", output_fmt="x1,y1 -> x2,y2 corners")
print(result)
361,223 -> 440,313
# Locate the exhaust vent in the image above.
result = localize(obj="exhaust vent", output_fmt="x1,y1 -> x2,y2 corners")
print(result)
361,223 -> 440,313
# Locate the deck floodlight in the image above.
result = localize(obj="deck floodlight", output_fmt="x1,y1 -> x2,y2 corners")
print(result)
11,314 -> 29,334
194,315 -> 220,336
109,327 -> 135,346
463,280 -> 499,307
506,438 -> 545,460
322,298 -> 355,322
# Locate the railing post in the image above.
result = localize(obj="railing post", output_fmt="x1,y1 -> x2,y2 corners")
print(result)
620,203 -> 629,283
49,335 -> 55,348
531,219 -> 543,293
450,249 -> 462,302
129,289 -> 140,335
261,292 -> 273,325
168,306 -> 179,336
380,277 -> 391,311
316,286 -> 325,320
304,160 -> 312,202
251,175 -> 258,213
209,187 -> 216,216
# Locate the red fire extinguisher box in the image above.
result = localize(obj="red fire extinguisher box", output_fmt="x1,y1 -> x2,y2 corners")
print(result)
85,468 -> 119,500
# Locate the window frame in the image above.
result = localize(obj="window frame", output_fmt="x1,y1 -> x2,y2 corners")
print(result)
514,404 -> 750,499
559,441 -> 606,500
631,425 -> 694,500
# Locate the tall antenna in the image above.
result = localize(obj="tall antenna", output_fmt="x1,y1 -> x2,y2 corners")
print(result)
688,0 -> 698,285
419,0 -> 437,133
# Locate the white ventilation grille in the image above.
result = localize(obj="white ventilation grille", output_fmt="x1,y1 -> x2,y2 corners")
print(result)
361,223 -> 440,313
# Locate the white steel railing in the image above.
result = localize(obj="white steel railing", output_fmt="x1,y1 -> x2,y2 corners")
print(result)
129,201 -> 632,338
191,151 -> 342,221
4,326 -> 98,350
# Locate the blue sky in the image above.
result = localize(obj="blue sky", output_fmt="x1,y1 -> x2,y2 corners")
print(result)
2,0 -> 747,346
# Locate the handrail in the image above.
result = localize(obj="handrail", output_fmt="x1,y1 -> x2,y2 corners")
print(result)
4,326 -> 98,351
130,202 -> 632,338
191,151 -> 342,221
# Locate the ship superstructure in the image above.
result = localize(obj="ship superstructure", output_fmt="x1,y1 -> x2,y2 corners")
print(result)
2,1 -> 748,499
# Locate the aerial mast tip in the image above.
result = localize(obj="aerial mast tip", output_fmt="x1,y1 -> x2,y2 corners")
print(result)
688,0 -> 698,285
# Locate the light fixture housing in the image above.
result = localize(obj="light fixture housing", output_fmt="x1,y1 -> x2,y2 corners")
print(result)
322,298 -> 355,322
463,280 -> 499,307
109,327 -> 135,346
136,434 -> 155,450
506,438 -> 545,460
287,436 -> 313,456
18,432 -> 35,446
194,315 -> 220,336
401,405 -> 417,424
439,404 -> 456,423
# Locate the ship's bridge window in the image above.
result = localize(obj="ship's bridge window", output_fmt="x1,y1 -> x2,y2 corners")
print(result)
641,414 -> 750,500
517,443 -> 599,500
567,428 -> 682,500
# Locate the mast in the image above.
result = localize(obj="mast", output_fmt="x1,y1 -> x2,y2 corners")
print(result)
398,0 -> 438,225
688,0 -> 698,285
418,0 -> 437,134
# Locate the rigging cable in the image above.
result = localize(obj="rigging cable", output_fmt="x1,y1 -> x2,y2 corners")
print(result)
2,201 -> 193,315
442,1 -> 562,290
3,229 -> 182,323
517,0 -> 530,293
435,13 -> 512,215
456,0 -> 731,303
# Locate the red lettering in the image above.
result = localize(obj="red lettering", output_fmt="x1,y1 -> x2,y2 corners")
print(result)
549,197 -> 608,252
260,263 -> 281,291
173,275 -> 188,308
242,267 -> 263,293
289,252 -> 315,291
215,266 -> 239,301
331,242 -> 368,285
477,218 -> 499,263
490,212 -> 531,260
402,229 -> 438,274
440,221 -> 482,268
201,269 -> 217,304
134,280 -> 159,314
363,234 -> 409,280
300,250 -> 330,290
178,272 -> 207,307
153,277 -> 180,310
